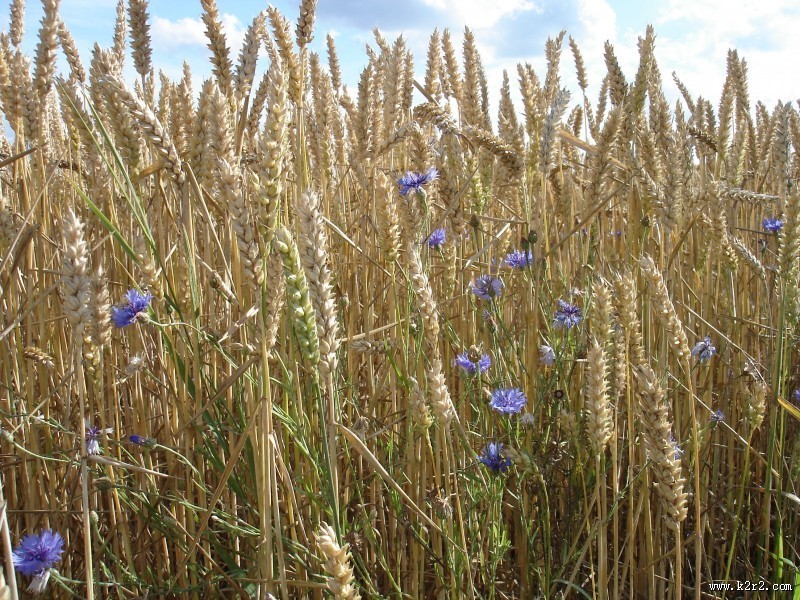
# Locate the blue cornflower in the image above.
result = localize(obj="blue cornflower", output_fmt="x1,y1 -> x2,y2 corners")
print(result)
490,387 -> 527,415
398,168 -> 438,196
454,349 -> 491,376
553,299 -> 582,329
539,344 -> 555,367
129,434 -> 156,448
111,289 -> 152,328
13,529 -> 64,594
471,275 -> 503,300
504,249 -> 534,269
427,227 -> 446,249
691,336 -> 716,363
711,409 -> 725,423
762,217 -> 784,234
478,442 -> 511,473
86,421 -> 112,456
669,434 -> 684,460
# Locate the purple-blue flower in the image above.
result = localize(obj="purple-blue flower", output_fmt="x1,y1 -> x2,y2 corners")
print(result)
711,409 -> 725,423
539,344 -> 555,366
793,389 -> 800,404
471,275 -> 503,300
86,420 -> 112,456
504,249 -> 534,269
398,168 -> 438,196
13,530 -> 64,577
762,217 -> 784,234
427,227 -> 446,249
490,387 -> 527,414
478,442 -> 511,473
111,289 -> 152,328
455,349 -> 491,376
691,336 -> 716,363
553,299 -> 582,329
669,434 -> 684,460
129,434 -> 156,448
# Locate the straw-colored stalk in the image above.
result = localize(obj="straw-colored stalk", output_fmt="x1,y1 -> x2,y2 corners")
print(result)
61,209 -> 95,600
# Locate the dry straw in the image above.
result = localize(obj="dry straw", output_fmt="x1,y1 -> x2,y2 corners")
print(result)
3,6 -> 800,599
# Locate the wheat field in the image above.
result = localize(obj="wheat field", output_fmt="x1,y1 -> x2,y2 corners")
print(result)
0,0 -> 799,598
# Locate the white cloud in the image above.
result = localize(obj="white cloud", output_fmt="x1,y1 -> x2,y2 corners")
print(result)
572,0 -> 619,91
656,0 -> 775,36
652,0 -> 800,107
151,16 -> 207,49
419,0 -> 538,29
221,13 -> 247,58
151,13 -> 246,56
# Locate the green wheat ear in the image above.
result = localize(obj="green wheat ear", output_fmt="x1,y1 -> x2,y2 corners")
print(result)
274,226 -> 320,367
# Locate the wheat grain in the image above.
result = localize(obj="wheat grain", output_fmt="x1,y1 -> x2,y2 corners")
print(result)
296,0 -> 318,48
634,364 -> 688,530
568,36 -> 588,92
639,254 -> 691,362
128,0 -> 152,80
543,30 -> 565,106
235,12 -> 266,105
105,77 -> 185,185
200,0 -> 234,98
406,242 -> 440,357
56,19 -> 85,84
296,190 -> 340,377
440,29 -> 462,103
408,377 -> 433,431
254,54 -> 288,243
61,209 -> 92,336
585,340 -> 613,455
326,33 -> 342,94
275,226 -> 320,366
315,523 -> 361,600
33,0 -> 60,102
603,42 -> 627,109
9,0 -> 25,48
23,346 -> 55,370
268,6 -> 302,106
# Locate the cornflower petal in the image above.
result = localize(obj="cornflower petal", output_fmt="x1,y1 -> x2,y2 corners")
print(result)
454,351 -> 491,376
539,344 -> 555,366
471,275 -> 503,300
478,442 -> 511,473
691,336 -> 716,363
398,168 -> 438,196
553,299 -> 582,329
490,387 -> 527,414
112,289 -> 152,328
762,217 -> 784,233
12,530 -> 64,577
426,227 -> 446,249
504,249 -> 534,269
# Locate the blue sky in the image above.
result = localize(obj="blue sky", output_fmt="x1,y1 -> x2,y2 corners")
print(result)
4,0 -> 799,123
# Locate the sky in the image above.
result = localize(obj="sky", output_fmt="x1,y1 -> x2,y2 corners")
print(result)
2,0 -> 800,128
